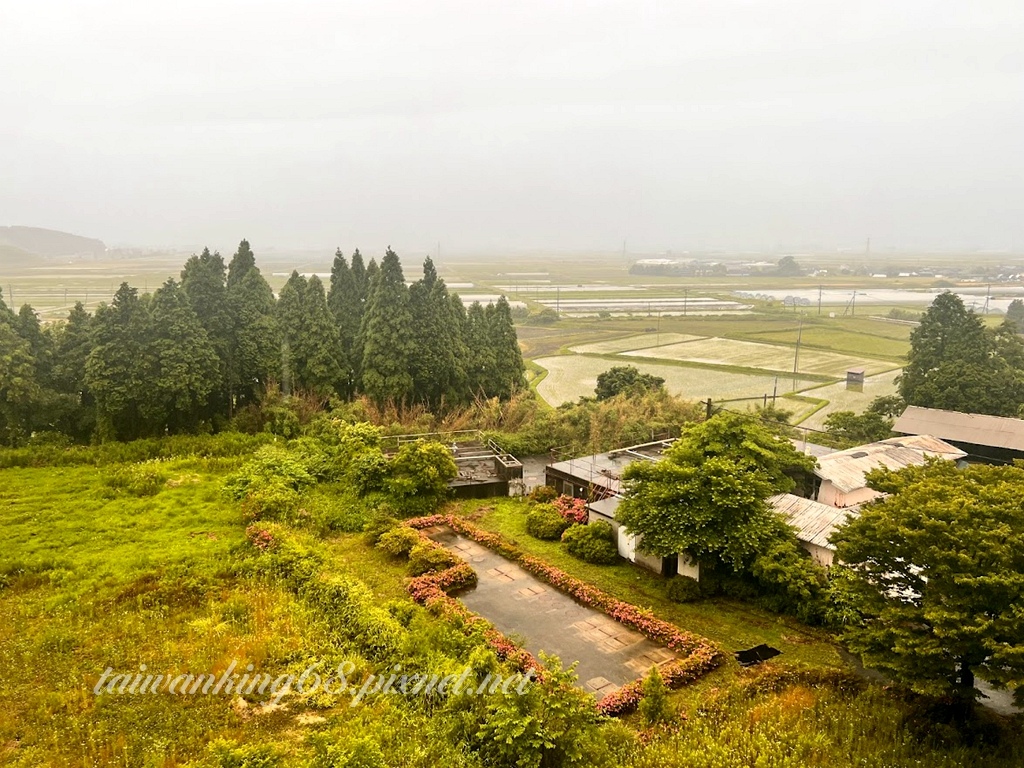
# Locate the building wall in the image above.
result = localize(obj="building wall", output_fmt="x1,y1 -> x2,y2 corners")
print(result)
817,480 -> 881,508
677,553 -> 700,580
799,541 -> 835,568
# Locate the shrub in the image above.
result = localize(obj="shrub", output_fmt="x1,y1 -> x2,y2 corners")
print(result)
526,505 -> 572,540
666,575 -> 701,603
240,480 -> 299,521
105,460 -> 168,496
407,540 -> 460,576
376,526 -> 422,557
223,445 -> 314,500
561,522 -> 619,565
528,485 -> 558,503
638,665 -> 672,726
552,494 -> 589,524
363,507 -> 400,544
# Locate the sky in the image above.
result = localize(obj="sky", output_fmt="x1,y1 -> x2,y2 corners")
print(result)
1,1 -> 1023,255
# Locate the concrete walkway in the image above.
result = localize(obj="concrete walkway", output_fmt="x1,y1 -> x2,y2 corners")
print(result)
427,527 -> 675,696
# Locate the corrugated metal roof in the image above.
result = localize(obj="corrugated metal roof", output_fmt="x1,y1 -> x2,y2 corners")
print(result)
588,497 -> 622,518
814,435 -> 966,493
790,437 -> 836,458
547,439 -> 675,490
894,406 -> 1024,452
770,493 -> 856,550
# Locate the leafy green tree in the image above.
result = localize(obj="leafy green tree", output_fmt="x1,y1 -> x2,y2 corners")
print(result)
1006,298 -> 1024,332
867,394 -> 906,419
297,275 -> 344,398
359,249 -> 415,406
595,365 -> 665,400
225,241 -> 278,408
833,459 -> 1024,703
48,303 -> 96,440
385,440 -> 457,514
15,306 -> 53,387
823,409 -> 894,447
617,412 -> 815,568
181,248 -> 231,406
0,309 -> 39,445
899,292 -> 1024,416
776,256 -> 803,276
487,297 -> 526,399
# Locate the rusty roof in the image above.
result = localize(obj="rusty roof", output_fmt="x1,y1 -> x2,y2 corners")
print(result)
770,493 -> 857,550
813,435 -> 966,493
894,406 -> 1024,452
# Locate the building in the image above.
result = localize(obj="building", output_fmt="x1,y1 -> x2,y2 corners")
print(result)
586,495 -> 699,578
813,435 -> 966,508
893,406 -> 1024,463
769,493 -> 856,567
544,439 -> 675,501
386,431 -> 523,499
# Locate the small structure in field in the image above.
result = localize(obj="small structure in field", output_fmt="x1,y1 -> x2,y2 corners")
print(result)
846,367 -> 866,390
770,493 -> 857,567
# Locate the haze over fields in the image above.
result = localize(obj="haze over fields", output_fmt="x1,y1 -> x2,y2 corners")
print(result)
2,1 -> 1023,255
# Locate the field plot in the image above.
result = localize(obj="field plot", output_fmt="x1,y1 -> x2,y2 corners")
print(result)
534,355 -> 818,406
568,332 -> 705,354
795,369 -> 902,429
745,327 -> 909,360
623,337 -> 896,377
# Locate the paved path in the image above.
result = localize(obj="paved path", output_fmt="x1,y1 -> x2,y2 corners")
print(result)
427,527 -> 675,696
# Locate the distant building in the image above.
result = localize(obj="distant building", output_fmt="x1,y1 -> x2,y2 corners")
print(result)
893,406 -> 1024,463
812,435 -> 966,508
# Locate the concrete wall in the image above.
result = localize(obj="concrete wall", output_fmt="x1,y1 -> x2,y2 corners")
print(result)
799,541 -> 835,568
677,553 -> 700,580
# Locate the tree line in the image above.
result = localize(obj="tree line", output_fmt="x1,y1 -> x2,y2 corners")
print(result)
0,241 -> 525,444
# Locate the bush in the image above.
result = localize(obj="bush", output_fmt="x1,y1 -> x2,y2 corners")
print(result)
528,485 -> 558,503
407,540 -> 460,576
561,522 -> 619,565
376,526 -> 422,557
240,481 -> 300,521
666,575 -> 701,603
363,506 -> 400,544
526,505 -> 572,540
552,494 -> 589,524
105,460 -> 168,496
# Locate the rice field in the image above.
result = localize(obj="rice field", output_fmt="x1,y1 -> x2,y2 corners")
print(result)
745,326 -> 910,360
622,337 -> 896,377
568,332 -> 705,354
534,355 -> 818,406
793,369 -> 902,429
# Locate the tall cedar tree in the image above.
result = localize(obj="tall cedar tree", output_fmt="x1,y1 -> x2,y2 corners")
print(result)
487,296 -> 526,399
225,241 -> 279,408
85,284 -> 148,440
899,292 -> 1024,416
299,275 -> 345,398
327,250 -> 363,398
409,257 -> 464,409
360,249 -> 415,407
0,290 -> 39,445
276,271 -> 307,396
180,247 -> 231,414
141,279 -> 220,433
464,302 -> 496,397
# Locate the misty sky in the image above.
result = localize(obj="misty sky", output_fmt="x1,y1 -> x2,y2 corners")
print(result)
2,1 -> 1022,255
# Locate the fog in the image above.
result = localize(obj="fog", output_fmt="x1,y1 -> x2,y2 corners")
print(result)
2,1 -> 1022,255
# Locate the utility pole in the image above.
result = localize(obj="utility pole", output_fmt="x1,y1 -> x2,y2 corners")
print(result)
556,286 -> 560,317
683,288 -> 688,316
851,290 -> 856,316
793,318 -> 803,386
817,285 -> 822,316
984,283 -> 991,315
705,398 -> 714,420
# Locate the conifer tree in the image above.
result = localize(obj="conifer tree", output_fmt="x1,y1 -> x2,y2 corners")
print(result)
409,257 -> 463,408
225,241 -> 278,408
181,247 -> 231,411
350,248 -> 368,303
276,271 -> 307,396
327,250 -> 363,397
360,249 -> 415,406
299,275 -> 345,398
488,296 -> 525,399
464,301 -> 496,397
141,279 -> 220,432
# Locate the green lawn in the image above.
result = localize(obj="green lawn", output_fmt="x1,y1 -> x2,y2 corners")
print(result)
460,498 -> 845,668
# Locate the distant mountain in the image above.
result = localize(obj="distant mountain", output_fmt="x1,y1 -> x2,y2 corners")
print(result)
0,243 -> 42,268
0,226 -> 106,259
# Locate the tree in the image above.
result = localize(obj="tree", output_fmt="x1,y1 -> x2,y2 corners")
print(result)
776,256 -> 803,277
181,247 -> 231,413
899,292 -> 1024,416
1006,298 -> 1024,332
594,365 -> 665,400
464,301 -> 496,397
823,409 -> 894,447
140,279 -> 221,432
409,257 -> 464,408
832,459 -> 1024,703
226,241 -> 278,408
487,297 -> 526,399
297,275 -> 344,398
327,250 -> 362,397
49,303 -> 96,440
0,315 -> 38,445
359,249 -> 415,406
617,412 -> 816,568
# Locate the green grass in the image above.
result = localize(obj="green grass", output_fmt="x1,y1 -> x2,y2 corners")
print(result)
462,498 -> 845,668
746,325 -> 910,360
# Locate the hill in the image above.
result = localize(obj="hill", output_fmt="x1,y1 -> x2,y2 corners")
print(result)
0,226 -> 106,259
0,243 -> 42,268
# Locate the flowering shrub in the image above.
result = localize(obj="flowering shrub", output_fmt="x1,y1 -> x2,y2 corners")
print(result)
552,495 -> 589,525
245,523 -> 278,552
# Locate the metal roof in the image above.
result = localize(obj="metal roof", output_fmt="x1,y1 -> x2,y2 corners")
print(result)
770,493 -> 856,550
813,435 -> 966,493
588,497 -> 622,518
894,406 -> 1024,453
790,437 -> 836,458
546,439 -> 675,491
